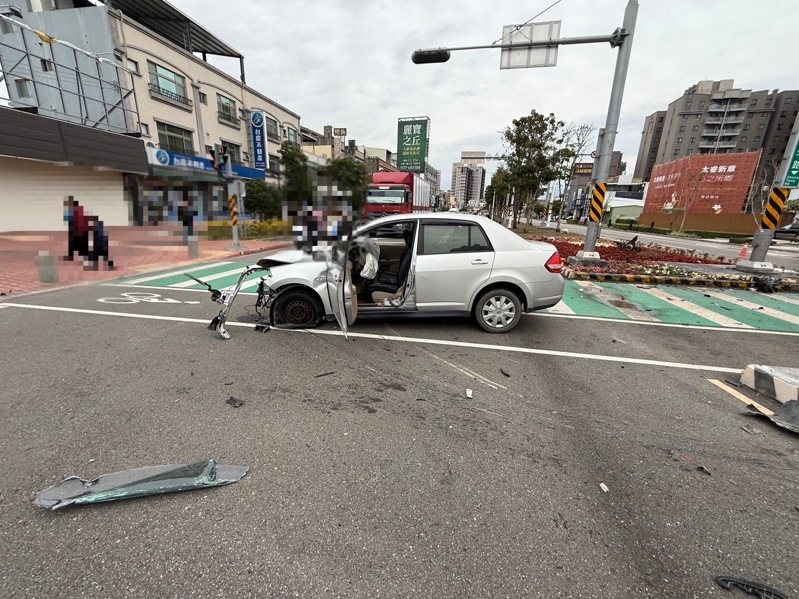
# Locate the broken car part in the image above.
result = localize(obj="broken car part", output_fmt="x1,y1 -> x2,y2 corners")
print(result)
715,576 -> 788,599
747,400 -> 799,435
34,459 -> 248,510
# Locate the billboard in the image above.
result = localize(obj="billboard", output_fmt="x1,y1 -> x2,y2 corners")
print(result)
250,111 -> 268,170
396,118 -> 429,173
642,151 -> 759,216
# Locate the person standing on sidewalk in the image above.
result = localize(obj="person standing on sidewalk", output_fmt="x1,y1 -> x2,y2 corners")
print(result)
178,198 -> 194,243
62,198 -> 76,260
64,199 -> 90,261
86,216 -> 114,270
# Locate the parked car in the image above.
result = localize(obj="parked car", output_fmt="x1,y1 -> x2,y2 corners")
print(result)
255,213 -> 564,334
773,222 -> 799,241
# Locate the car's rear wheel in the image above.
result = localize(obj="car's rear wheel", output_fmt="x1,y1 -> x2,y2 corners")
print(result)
474,288 -> 522,333
272,289 -> 323,327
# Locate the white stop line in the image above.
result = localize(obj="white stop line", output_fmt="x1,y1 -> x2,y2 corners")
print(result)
97,292 -> 200,305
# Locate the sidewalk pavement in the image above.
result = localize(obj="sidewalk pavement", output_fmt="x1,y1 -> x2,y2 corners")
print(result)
0,225 -> 292,297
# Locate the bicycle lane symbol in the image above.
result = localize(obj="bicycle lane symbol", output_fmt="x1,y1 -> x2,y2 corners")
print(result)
97,292 -> 201,305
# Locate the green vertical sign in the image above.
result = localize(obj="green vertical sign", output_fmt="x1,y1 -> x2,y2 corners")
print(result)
784,139 -> 799,187
396,118 -> 428,173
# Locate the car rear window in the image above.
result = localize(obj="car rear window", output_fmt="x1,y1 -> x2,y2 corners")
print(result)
420,223 -> 492,255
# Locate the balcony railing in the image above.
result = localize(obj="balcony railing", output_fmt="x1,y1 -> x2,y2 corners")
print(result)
702,128 -> 739,137
148,83 -> 191,107
217,110 -> 240,126
708,102 -> 746,112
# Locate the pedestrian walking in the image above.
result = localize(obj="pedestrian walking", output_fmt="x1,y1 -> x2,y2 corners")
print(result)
72,201 -> 90,261
86,216 -> 114,270
62,198 -> 77,260
178,198 -> 194,243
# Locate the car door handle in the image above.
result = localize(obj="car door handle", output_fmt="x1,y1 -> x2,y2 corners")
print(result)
471,258 -> 489,265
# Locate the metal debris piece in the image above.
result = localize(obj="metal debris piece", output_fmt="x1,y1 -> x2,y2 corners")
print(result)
226,396 -> 244,408
696,465 -> 712,476
33,459 -> 248,510
740,425 -> 762,436
747,400 -> 799,435
599,483 -> 609,493
314,371 -> 336,378
715,576 -> 788,599
500,368 -> 511,378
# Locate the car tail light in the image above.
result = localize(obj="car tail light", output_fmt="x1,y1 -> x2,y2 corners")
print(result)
544,251 -> 562,274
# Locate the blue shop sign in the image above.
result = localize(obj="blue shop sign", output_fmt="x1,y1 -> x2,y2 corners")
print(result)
149,148 -> 265,180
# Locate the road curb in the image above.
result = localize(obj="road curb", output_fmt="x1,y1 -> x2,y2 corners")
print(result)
562,267 -> 799,291
741,365 -> 799,404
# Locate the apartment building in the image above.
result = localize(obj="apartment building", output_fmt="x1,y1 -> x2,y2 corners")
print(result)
0,0 -> 301,229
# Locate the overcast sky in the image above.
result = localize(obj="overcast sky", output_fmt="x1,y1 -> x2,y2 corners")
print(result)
172,0 -> 798,190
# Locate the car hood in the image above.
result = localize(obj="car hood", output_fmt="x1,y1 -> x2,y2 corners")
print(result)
257,249 -> 315,268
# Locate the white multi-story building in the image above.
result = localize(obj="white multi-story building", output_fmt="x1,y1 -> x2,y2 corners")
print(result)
451,152 -> 486,210
0,0 -> 301,230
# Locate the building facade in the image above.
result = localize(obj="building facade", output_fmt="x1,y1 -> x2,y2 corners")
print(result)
0,0 -> 302,229
451,152 -> 486,209
634,80 -> 799,190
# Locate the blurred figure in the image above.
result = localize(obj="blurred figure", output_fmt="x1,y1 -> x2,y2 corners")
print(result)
63,199 -> 89,261
178,197 -> 194,243
86,216 -> 114,270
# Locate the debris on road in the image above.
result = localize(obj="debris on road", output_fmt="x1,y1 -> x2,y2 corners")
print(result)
500,368 -> 511,378
740,425 -> 762,436
747,400 -> 799,435
696,465 -> 712,476
465,388 -> 473,399
715,576 -> 788,599
224,381 -> 234,386
314,371 -> 336,378
226,396 -> 244,408
599,483 -> 609,493
33,459 -> 248,510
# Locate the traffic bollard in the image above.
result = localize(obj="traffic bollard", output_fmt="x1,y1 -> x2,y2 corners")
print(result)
187,236 -> 199,259
34,251 -> 59,283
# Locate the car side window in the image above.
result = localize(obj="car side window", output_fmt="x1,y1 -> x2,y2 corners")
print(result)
365,222 -> 412,240
420,223 -> 492,255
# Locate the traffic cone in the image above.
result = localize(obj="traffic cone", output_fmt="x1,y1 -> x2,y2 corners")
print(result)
737,243 -> 749,260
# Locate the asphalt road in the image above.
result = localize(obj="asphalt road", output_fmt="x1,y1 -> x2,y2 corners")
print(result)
556,223 -> 799,270
1,260 -> 797,598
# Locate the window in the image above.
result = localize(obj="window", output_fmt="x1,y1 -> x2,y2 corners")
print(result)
750,99 -> 758,107
692,125 -> 699,132
657,116 -> 663,122
746,113 -> 753,119
676,137 -> 683,144
686,149 -> 693,155
264,115 -> 279,140
679,125 -> 686,132
156,121 -> 193,154
40,58 -> 54,72
420,223 -> 491,255
740,136 -> 747,142
286,127 -> 298,144
743,123 -> 750,131
699,101 -> 705,109
147,62 -> 189,105
222,142 -> 241,164
753,136 -> 761,143
780,111 -> 787,118
14,79 -> 33,98
199,92 -> 207,105
777,123 -> 783,131
126,58 -> 139,74
689,137 -> 695,144
672,149 -> 680,156
758,123 -> 765,130
762,113 -> 768,119
268,155 -> 281,176
695,114 -> 701,119
681,114 -> 688,120
217,94 -> 238,125
140,122 -> 150,136
770,148 -> 776,154
786,97 -> 793,104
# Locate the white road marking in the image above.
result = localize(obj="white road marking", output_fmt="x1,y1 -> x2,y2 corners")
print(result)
634,286 -> 752,329
758,292 -> 799,308
170,267 -> 250,288
0,304 -> 10,310
1,302 -> 743,373
701,288 -> 799,327
574,280 -> 659,321
102,283 -> 258,296
122,262 -> 236,285
544,300 -> 575,315
529,312 -> 799,337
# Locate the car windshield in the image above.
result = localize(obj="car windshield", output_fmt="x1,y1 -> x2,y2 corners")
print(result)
366,190 -> 405,204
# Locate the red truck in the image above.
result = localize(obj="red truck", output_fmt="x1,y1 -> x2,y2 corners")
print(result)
364,171 -> 432,217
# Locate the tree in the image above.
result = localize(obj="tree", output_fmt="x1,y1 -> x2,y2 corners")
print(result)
244,180 -> 282,221
279,140 -> 312,206
502,111 -> 566,229
555,122 -> 596,231
487,166 -> 512,222
320,155 -> 370,212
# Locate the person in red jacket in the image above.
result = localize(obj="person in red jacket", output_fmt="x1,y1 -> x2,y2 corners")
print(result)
64,199 -> 90,261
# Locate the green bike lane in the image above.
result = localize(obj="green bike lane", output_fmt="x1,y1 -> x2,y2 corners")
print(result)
107,260 -> 799,333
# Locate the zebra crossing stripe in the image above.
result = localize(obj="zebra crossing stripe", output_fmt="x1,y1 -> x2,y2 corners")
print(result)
700,288 -> 799,328
123,262 -> 236,285
573,281 -> 659,321
592,282 -> 721,326
545,300 -> 575,315
633,286 -> 752,329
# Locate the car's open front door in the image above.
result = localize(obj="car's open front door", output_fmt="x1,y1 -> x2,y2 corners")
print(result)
326,243 -> 357,338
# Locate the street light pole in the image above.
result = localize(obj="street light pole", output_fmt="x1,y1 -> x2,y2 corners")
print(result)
581,0 -> 638,257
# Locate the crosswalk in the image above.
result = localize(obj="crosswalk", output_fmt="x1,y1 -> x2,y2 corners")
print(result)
112,261 -> 799,333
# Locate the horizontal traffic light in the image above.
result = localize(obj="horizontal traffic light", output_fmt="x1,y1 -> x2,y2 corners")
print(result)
411,49 -> 451,64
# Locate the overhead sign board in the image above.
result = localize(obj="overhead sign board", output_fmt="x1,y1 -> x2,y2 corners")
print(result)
333,127 -> 347,136
396,118 -> 429,173
783,139 -> 799,187
146,147 -> 265,180
500,21 -> 560,70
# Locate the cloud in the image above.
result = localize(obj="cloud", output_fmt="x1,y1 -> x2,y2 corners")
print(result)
174,0 -> 798,189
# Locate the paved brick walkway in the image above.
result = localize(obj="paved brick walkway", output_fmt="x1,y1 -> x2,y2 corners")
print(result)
0,226 -> 291,297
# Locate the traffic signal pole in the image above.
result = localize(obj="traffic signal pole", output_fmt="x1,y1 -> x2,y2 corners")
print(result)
579,0 -> 638,261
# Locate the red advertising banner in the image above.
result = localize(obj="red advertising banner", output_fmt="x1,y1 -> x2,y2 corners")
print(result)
643,151 -> 760,215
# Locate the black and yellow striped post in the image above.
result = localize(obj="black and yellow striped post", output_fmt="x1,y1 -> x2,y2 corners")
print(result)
761,186 -> 788,230
228,194 -> 241,248
589,182 -> 607,223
